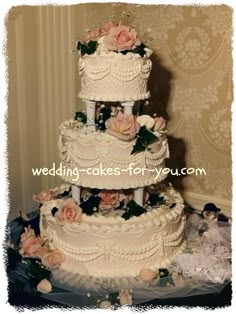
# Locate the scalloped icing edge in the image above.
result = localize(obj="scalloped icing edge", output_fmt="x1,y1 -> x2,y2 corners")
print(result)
78,91 -> 151,102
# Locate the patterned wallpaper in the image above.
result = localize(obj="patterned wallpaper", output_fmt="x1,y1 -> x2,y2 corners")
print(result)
74,4 -> 232,204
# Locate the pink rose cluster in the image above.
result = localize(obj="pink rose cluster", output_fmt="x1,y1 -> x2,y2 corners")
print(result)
19,226 -> 65,269
86,21 -> 141,52
105,112 -> 166,142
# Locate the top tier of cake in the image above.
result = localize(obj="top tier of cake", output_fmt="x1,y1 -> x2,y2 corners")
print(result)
78,51 -> 152,102
77,22 -> 152,102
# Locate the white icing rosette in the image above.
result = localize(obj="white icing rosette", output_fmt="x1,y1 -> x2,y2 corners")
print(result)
137,115 -> 155,130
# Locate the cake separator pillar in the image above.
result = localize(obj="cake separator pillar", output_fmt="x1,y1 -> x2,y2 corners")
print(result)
72,185 -> 81,204
122,101 -> 135,115
134,187 -> 144,207
83,100 -> 96,130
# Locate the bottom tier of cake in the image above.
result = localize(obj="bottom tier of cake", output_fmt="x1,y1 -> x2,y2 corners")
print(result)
40,186 -> 186,278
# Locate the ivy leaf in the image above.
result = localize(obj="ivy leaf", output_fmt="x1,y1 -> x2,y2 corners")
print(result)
159,268 -> 169,278
26,259 -> 51,283
139,126 -> 158,144
131,126 -> 158,155
121,212 -> 131,221
132,43 -> 147,57
51,207 -> 58,217
109,291 -> 120,305
75,111 -> 87,124
6,247 -> 22,271
131,138 -> 145,155
77,40 -> 97,56
147,193 -> 166,206
80,196 -> 101,216
122,200 -> 146,220
87,40 -> 97,52
76,41 -> 82,50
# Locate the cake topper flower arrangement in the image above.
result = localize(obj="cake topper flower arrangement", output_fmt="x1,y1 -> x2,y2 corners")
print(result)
76,21 -> 148,57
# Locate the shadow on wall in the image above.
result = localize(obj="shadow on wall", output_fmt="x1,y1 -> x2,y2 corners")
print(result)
146,53 -> 187,191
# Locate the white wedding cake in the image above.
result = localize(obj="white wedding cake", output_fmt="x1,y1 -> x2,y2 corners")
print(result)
38,22 -> 186,280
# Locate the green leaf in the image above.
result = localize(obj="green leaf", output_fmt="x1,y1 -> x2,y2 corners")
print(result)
87,40 -> 97,51
78,40 -> 98,56
26,259 -> 51,283
76,41 -> 82,50
122,200 -> 146,220
159,268 -> 169,278
131,126 -> 158,155
148,193 -> 166,206
132,43 -> 147,57
131,138 -> 146,155
109,291 -> 120,305
74,111 -> 87,124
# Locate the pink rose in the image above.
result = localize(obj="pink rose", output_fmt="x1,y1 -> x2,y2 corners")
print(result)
139,268 -> 158,282
41,250 -> 65,269
103,24 -> 141,51
99,190 -> 121,210
86,27 -> 105,42
104,21 -> 117,33
105,111 -> 140,141
153,117 -> 166,131
19,236 -> 44,258
33,190 -> 56,203
119,289 -> 133,305
37,278 -> 52,294
20,226 -> 36,242
56,198 -> 82,223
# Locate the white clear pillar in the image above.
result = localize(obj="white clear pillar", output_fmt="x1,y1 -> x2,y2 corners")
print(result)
84,100 -> 96,129
122,101 -> 135,115
135,101 -> 141,116
134,188 -> 144,207
72,185 -> 81,204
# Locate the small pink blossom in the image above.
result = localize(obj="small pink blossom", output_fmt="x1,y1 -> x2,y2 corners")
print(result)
20,226 -> 36,243
33,190 -> 56,203
56,198 -> 82,223
105,111 -> 140,141
119,289 -> 133,305
41,250 -> 66,269
37,279 -> 52,294
104,21 -> 117,33
99,190 -> 121,211
153,117 -> 166,132
86,27 -> 104,42
19,236 -> 43,258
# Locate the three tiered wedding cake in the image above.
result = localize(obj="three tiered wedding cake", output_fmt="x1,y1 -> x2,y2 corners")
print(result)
39,22 -> 186,280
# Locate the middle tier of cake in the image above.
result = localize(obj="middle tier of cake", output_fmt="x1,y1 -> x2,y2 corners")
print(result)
58,120 -> 169,189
